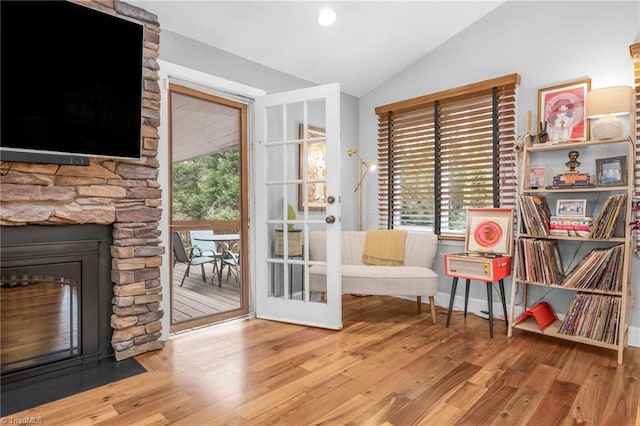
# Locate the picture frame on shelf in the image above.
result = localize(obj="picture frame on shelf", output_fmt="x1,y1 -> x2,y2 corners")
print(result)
595,155 -> 627,187
537,78 -> 590,144
528,165 -> 546,189
556,199 -> 587,217
298,124 -> 326,211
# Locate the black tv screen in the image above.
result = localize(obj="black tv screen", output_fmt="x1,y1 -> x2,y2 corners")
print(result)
1,1 -> 143,164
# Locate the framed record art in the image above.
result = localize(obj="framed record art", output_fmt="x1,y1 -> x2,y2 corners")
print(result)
465,208 -> 514,255
538,78 -> 590,143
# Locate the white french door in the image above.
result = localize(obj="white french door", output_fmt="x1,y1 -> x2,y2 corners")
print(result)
254,83 -> 342,329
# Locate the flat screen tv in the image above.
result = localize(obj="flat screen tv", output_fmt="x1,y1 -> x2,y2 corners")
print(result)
1,1 -> 144,165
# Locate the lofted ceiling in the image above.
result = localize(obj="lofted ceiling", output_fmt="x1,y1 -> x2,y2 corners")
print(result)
137,1 -> 508,161
130,1 -> 506,97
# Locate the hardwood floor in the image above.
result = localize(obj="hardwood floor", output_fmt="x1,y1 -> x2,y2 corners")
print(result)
4,295 -> 639,425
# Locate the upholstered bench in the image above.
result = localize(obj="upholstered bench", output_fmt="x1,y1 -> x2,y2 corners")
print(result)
308,231 -> 439,324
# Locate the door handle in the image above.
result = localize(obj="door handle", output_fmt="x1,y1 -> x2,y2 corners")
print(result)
325,215 -> 335,224
327,195 -> 336,204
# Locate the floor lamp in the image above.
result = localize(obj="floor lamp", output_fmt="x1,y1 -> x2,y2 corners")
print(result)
347,149 -> 376,231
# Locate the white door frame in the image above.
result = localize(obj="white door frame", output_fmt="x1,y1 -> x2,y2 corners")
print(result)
157,60 -> 265,340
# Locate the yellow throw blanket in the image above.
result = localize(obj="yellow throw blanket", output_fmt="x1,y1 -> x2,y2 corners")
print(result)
362,230 -> 407,266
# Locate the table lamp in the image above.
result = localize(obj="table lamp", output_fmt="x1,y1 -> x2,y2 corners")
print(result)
586,86 -> 633,140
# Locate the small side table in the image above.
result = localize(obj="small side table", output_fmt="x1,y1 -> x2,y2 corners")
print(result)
445,277 -> 508,338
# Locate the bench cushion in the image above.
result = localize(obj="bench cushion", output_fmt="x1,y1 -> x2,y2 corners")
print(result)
309,264 -> 438,296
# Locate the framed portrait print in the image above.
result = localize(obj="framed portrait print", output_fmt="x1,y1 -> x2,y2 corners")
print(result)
556,199 -> 587,217
595,155 -> 627,187
298,124 -> 326,211
528,165 -> 546,189
538,78 -> 590,143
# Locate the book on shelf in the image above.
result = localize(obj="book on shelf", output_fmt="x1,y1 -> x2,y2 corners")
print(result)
549,216 -> 591,237
514,301 -> 557,331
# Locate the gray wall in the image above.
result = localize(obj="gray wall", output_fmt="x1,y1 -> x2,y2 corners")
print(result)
358,1 -> 640,331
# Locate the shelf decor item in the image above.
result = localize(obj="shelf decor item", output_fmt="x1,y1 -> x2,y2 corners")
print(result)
538,78 -> 590,143
549,150 -> 593,188
586,86 -> 633,140
595,155 -> 627,186
528,165 -> 546,189
556,199 -> 587,217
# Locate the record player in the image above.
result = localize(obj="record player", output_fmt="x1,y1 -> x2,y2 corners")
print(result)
444,208 -> 514,281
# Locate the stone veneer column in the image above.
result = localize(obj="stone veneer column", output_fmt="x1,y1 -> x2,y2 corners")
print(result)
0,0 -> 164,361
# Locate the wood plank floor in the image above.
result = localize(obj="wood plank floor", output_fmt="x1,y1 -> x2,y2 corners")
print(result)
4,295 -> 639,425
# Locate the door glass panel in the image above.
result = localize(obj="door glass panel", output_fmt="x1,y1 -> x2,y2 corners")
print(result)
266,105 -> 283,143
266,144 -> 284,182
169,88 -> 245,328
307,99 -> 327,130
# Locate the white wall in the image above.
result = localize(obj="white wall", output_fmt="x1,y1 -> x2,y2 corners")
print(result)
358,1 -> 640,341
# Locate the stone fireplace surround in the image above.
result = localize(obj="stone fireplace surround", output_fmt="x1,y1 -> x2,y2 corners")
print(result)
0,0 -> 164,361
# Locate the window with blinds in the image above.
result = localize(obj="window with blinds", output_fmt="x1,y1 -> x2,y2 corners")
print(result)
375,74 -> 520,237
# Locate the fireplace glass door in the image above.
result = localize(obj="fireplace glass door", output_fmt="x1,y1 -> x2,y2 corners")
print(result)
1,262 -> 81,374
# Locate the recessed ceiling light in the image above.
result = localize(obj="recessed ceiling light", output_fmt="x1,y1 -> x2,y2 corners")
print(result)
317,8 -> 336,26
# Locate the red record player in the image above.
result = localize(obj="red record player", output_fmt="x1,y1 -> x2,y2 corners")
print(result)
444,208 -> 514,281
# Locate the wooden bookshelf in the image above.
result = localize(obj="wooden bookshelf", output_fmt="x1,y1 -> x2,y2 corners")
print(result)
509,136 -> 635,363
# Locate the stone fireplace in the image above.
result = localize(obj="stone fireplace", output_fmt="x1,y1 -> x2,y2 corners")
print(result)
0,0 -> 164,365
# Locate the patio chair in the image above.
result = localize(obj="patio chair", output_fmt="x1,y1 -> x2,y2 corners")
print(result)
189,230 -> 226,285
221,249 -> 240,285
172,232 -> 219,287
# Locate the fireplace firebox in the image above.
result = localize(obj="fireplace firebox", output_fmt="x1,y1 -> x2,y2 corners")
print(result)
0,225 -> 113,385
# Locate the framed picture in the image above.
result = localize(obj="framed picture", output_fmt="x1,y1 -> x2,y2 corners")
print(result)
556,199 -> 587,217
595,155 -> 627,186
538,78 -> 590,143
528,165 -> 546,188
298,124 -> 326,211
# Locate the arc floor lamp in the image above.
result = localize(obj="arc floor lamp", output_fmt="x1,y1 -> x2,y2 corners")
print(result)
347,149 -> 376,231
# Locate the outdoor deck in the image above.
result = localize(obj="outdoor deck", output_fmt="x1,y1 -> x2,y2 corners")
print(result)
172,263 -> 241,323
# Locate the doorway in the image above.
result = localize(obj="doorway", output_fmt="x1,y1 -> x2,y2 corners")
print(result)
168,84 -> 249,332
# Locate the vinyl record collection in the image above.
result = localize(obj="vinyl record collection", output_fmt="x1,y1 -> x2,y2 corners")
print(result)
515,238 -> 564,284
589,193 -> 627,239
561,245 -> 624,292
518,195 -> 552,236
518,193 -> 627,239
559,293 -> 621,345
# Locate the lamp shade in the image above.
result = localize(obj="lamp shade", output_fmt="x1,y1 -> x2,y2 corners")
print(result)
586,86 -> 633,118
586,86 -> 633,140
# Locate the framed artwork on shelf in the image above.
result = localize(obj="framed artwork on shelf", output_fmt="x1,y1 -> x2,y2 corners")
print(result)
556,199 -> 587,217
595,155 -> 627,186
528,165 -> 546,188
298,124 -> 326,211
537,78 -> 590,144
